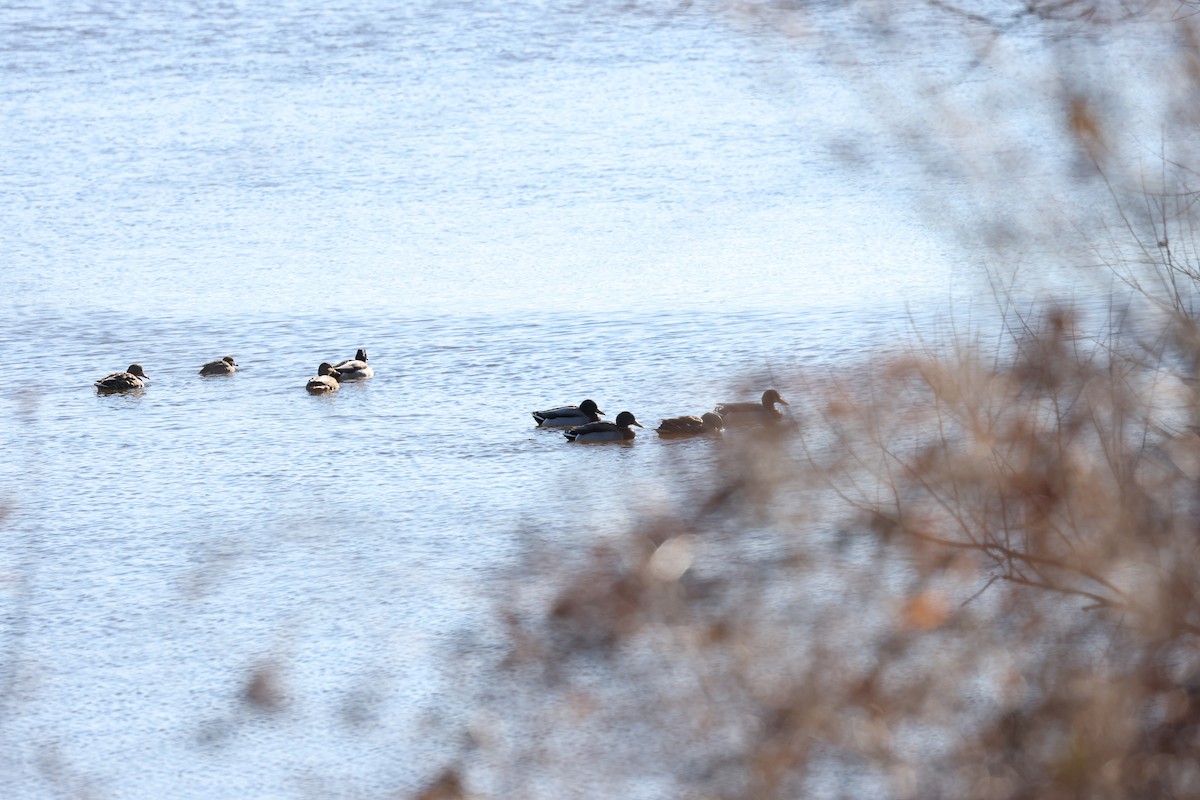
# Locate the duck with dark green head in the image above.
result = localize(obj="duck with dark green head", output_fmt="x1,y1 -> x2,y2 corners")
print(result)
565,411 -> 644,442
332,348 -> 373,380
533,398 -> 604,428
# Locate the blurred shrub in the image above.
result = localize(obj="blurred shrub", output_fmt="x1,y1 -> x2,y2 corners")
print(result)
445,299 -> 1200,799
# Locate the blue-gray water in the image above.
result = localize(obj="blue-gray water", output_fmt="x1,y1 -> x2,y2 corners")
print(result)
0,1 -> 1030,797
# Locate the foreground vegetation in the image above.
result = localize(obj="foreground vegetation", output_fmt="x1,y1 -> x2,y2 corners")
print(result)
416,293 -> 1200,798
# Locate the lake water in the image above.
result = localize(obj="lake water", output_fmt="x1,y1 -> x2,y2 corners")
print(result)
0,0 -> 1088,797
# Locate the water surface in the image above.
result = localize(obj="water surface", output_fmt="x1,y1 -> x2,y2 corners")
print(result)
0,1 -> 1000,796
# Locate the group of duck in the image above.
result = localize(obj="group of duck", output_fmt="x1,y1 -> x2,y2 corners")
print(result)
94,350 -> 789,444
532,388 -> 790,443
301,350 -> 374,391
93,350 -> 374,395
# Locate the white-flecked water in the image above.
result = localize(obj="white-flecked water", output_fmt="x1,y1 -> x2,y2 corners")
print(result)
0,1 -> 1076,797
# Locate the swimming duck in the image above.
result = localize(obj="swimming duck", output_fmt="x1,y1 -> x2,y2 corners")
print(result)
714,389 -> 789,425
332,348 -> 373,380
532,398 -> 604,427
564,411 -> 644,442
656,411 -> 725,438
199,356 -> 238,376
95,364 -> 149,393
305,363 -> 341,394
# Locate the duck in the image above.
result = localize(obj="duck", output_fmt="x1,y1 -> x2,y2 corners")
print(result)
332,348 -> 373,380
95,364 -> 149,393
305,362 -> 342,394
564,411 -> 644,442
199,355 -> 238,376
532,398 -> 604,427
656,411 -> 725,438
714,389 -> 789,425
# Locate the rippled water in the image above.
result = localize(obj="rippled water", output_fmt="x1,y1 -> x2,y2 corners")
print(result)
0,0 -> 992,796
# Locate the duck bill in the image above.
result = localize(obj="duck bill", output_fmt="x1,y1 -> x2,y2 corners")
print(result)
778,399 -> 789,406
633,421 -> 645,428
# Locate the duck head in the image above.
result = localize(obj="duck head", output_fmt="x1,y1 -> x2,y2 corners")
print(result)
580,398 -> 604,416
355,348 -> 368,362
222,356 -> 238,367
763,389 -> 788,408
615,411 -> 644,428
317,362 -> 341,377
127,364 -> 149,379
702,411 -> 725,430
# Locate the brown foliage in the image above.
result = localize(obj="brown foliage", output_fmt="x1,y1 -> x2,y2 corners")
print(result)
434,298 -> 1200,799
